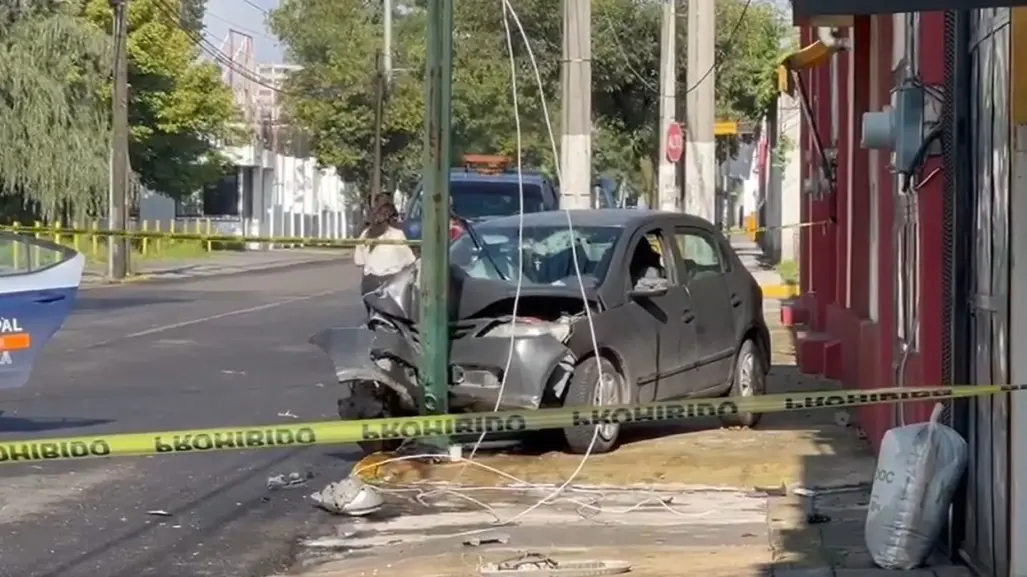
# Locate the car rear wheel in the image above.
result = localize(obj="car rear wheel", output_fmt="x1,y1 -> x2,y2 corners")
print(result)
719,339 -> 766,428
562,357 -> 624,454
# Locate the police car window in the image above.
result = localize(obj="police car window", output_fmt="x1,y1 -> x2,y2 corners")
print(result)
0,237 -> 68,276
674,230 -> 724,283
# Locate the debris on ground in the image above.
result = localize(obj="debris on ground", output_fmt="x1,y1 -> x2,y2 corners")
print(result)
267,471 -> 314,490
146,510 -> 172,517
311,477 -> 384,516
463,533 -> 510,547
277,410 -> 298,419
479,553 -> 631,577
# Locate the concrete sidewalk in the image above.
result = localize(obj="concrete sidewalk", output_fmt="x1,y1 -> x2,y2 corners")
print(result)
81,248 -> 349,286
731,235 -> 798,299
274,306 -> 969,577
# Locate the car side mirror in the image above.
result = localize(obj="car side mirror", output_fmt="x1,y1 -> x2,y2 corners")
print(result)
629,277 -> 669,299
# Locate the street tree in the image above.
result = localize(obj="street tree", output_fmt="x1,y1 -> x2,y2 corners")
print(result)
0,0 -> 110,220
84,0 -> 239,201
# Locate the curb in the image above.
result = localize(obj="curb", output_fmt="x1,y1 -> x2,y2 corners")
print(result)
761,284 -> 800,299
79,256 -> 345,290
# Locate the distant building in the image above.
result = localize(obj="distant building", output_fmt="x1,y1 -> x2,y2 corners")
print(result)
255,63 -> 303,118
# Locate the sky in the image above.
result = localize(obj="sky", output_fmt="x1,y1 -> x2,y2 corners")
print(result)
203,0 -> 285,64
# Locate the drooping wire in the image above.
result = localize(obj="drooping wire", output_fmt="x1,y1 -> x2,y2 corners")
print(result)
454,0 -> 528,474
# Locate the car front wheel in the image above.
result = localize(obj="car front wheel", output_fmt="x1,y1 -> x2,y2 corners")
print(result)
719,339 -> 767,428
562,356 -> 624,454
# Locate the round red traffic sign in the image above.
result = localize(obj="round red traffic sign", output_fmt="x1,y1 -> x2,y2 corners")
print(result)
665,122 -> 683,163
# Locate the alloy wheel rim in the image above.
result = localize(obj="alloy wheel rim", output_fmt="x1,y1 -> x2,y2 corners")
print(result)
593,372 -> 620,441
738,351 -> 756,397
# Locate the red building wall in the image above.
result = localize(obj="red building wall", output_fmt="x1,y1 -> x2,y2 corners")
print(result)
787,14 -> 947,452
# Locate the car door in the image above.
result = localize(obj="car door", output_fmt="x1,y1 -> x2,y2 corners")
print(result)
671,226 -> 736,391
0,233 -> 83,389
620,226 -> 699,400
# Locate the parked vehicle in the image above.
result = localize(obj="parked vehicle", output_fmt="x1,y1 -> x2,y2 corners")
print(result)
313,209 -> 769,455
0,233 -> 83,389
402,155 -> 617,241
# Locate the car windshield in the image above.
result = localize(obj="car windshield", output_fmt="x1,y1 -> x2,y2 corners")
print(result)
451,224 -> 622,285
411,180 -> 547,220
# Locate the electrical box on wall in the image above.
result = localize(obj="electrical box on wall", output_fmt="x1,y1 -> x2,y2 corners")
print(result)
860,82 -> 926,174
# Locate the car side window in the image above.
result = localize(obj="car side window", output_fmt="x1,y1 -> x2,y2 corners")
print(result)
625,229 -> 672,290
674,229 -> 725,284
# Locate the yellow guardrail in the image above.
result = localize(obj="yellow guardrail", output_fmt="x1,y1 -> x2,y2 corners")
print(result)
0,222 -> 417,266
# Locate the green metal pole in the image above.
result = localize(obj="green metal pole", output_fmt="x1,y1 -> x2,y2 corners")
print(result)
417,0 -> 453,446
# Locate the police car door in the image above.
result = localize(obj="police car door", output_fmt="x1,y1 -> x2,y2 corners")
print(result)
0,233 -> 83,389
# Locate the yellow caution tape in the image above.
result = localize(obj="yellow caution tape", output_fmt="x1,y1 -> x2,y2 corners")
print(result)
0,224 -> 419,248
0,384 -> 1021,464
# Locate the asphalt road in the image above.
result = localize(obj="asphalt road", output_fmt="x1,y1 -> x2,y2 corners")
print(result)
0,261 -> 367,577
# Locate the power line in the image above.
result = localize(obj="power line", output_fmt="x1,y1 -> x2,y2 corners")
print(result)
598,0 -> 754,96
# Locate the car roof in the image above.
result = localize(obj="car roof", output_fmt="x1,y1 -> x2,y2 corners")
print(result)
476,209 -> 715,229
449,171 -> 548,184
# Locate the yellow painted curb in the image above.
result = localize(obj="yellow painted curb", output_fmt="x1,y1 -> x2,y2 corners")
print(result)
761,284 -> 800,299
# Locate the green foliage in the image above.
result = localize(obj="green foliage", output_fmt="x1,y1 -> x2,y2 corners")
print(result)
0,0 -> 110,219
0,0 -> 238,222
84,0 -> 240,200
269,0 -> 788,198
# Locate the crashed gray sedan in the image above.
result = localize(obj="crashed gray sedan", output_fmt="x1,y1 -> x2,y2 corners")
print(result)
312,209 -> 770,455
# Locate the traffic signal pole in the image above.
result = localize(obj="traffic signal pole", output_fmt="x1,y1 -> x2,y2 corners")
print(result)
418,0 -> 454,447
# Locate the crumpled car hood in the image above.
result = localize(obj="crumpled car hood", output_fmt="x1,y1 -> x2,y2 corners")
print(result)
364,260 -> 599,322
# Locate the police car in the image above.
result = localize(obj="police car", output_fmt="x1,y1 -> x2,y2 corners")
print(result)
0,232 -> 83,389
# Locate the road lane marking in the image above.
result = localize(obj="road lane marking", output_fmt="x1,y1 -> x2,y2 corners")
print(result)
65,288 -> 346,353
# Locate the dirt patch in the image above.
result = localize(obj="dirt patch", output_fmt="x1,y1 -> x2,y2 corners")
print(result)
356,313 -> 873,491
291,546 -> 774,577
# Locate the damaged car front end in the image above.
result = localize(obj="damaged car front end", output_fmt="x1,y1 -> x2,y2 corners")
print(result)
309,260 -> 594,452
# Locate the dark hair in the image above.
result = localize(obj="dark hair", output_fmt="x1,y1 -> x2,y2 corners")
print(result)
365,201 -> 399,239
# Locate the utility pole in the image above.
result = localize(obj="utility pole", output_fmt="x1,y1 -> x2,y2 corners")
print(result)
684,0 -> 716,222
418,0 -> 453,447
657,0 -> 677,212
383,0 -> 393,82
109,0 -> 129,280
560,0 -> 591,209
370,50 -> 385,203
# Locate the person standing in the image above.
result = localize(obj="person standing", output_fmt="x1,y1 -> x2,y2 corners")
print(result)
354,201 -> 416,313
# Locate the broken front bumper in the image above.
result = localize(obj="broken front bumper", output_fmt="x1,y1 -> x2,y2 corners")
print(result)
311,327 -> 575,412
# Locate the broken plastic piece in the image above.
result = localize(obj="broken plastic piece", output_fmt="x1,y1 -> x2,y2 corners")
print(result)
267,471 -> 314,490
311,477 -> 384,516
147,510 -> 172,517
479,553 -> 631,577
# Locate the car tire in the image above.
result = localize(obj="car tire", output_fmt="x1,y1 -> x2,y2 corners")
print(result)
338,382 -> 404,455
719,338 -> 767,428
562,356 -> 624,455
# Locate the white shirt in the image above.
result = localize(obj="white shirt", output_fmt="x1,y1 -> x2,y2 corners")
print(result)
354,226 -> 417,277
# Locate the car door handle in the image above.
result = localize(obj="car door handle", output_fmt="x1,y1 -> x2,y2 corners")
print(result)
682,309 -> 695,323
34,293 -> 65,304
730,293 -> 742,308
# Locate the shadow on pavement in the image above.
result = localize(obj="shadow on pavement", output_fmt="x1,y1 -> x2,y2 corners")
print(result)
72,296 -> 188,312
0,412 -> 114,433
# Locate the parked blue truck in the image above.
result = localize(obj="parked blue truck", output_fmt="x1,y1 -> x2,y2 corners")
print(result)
401,155 -> 615,241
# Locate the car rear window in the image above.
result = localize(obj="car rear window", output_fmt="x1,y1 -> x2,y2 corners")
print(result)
409,180 -> 547,219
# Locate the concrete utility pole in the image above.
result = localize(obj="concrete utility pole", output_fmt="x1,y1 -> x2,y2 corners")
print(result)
418,0 -> 453,447
109,0 -> 130,280
684,0 -> 717,222
383,0 -> 393,82
560,0 -> 591,210
370,51 -> 386,202
657,0 -> 678,212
